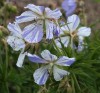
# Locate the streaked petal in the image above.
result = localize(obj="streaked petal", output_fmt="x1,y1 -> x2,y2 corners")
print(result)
7,36 -> 25,51
55,36 -> 70,48
33,66 -> 49,85
77,36 -> 84,52
45,20 -> 54,39
41,50 -> 57,61
25,4 -> 43,15
16,11 -> 38,23
53,25 -> 61,36
16,51 -> 27,67
7,22 -> 22,37
56,56 -> 75,66
62,0 -> 76,16
27,53 -> 46,63
77,27 -> 91,37
22,23 -> 43,43
45,8 -> 62,19
67,14 -> 80,31
53,66 -> 69,81
61,25 -> 69,33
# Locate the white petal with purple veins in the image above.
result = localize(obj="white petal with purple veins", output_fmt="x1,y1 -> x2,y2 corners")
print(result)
33,66 -> 49,85
77,36 -> 84,52
27,53 -> 47,63
61,25 -> 70,33
16,50 -> 27,67
25,4 -> 43,15
41,50 -> 57,61
67,14 -> 80,32
55,36 -> 70,48
7,22 -> 22,38
53,66 -> 69,81
55,56 -> 75,66
45,8 -> 62,19
77,27 -> 91,37
22,23 -> 43,43
7,36 -> 25,51
45,20 -> 54,39
16,11 -> 38,23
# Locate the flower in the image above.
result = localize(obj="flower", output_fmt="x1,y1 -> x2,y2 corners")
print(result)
7,22 -> 27,67
28,50 -> 75,85
62,0 -> 77,16
15,4 -> 62,43
55,14 -> 91,51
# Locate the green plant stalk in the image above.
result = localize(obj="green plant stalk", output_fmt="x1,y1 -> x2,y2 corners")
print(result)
3,44 -> 9,93
52,38 -> 63,56
72,73 -> 81,92
0,45 -> 3,72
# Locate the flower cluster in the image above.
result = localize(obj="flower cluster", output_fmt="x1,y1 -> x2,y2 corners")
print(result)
6,0 -> 91,85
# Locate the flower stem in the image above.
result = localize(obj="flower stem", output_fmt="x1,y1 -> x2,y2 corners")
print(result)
52,38 -> 63,56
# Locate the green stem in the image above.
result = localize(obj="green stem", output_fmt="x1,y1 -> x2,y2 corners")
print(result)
3,44 -> 9,93
52,38 -> 63,56
70,37 -> 75,57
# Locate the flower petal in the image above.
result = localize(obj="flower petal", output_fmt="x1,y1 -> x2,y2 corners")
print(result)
45,20 -> 54,39
7,36 -> 25,51
7,22 -> 22,37
61,25 -> 70,33
62,0 -> 76,16
67,14 -> 80,31
22,23 -> 43,43
77,36 -> 84,52
25,4 -> 43,15
27,53 -> 46,63
16,51 -> 27,67
41,50 -> 57,61
53,66 -> 69,81
56,56 -> 75,66
16,11 -> 38,23
33,66 -> 49,85
45,8 -> 62,19
77,27 -> 91,37
55,36 -> 70,48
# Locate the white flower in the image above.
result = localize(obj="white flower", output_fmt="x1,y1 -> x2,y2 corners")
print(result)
28,50 -> 75,85
55,14 -> 91,51
7,22 -> 27,67
15,4 -> 62,43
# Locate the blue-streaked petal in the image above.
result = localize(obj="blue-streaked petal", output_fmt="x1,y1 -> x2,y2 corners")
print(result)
16,11 -> 38,23
16,50 -> 27,67
27,53 -> 47,63
7,22 -> 22,37
41,50 -> 57,61
45,8 -> 62,19
33,66 -> 49,85
61,25 -> 70,33
77,27 -> 91,37
25,4 -> 43,15
53,66 -> 69,81
53,25 -> 61,36
62,0 -> 76,16
55,36 -> 70,48
22,23 -> 43,43
46,20 -> 54,39
7,36 -> 25,51
77,36 -> 84,52
56,56 -> 75,66
67,14 -> 80,32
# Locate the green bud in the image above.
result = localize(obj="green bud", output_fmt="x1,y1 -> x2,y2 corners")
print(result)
5,3 -> 17,13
